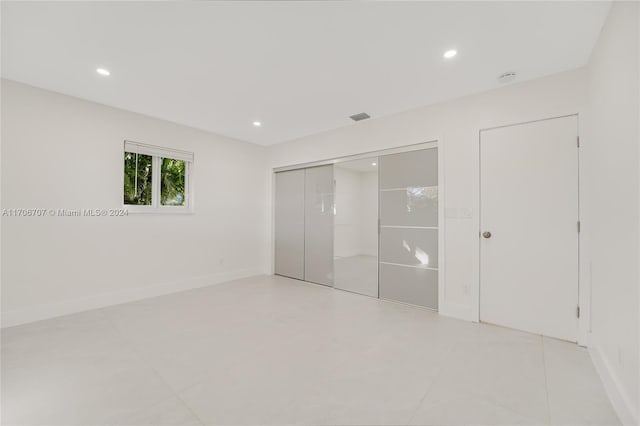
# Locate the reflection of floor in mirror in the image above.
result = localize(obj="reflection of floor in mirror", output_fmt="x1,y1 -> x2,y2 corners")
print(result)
334,255 -> 378,297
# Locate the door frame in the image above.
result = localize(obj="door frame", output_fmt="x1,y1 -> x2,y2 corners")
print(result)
472,114 -> 589,346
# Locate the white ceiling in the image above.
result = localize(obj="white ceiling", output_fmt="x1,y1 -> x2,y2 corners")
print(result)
2,1 -> 610,146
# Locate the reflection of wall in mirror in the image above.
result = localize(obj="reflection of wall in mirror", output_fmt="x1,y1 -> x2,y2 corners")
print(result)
334,166 -> 378,259
359,171 -> 378,257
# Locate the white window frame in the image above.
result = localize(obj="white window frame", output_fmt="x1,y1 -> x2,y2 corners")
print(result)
123,140 -> 194,214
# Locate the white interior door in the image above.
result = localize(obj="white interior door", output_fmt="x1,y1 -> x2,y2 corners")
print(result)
480,116 -> 579,342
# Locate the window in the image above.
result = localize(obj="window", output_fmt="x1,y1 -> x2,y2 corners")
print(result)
123,152 -> 153,205
123,141 -> 193,212
160,158 -> 187,206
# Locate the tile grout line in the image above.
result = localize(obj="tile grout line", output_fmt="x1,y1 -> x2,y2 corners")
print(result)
474,336 -> 552,424
405,339 -> 460,425
409,333 -> 553,425
98,309 -> 206,426
404,335 -> 549,425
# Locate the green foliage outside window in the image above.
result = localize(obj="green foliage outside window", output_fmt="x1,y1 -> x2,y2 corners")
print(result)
123,152 -> 153,205
161,158 -> 186,206
123,151 -> 187,208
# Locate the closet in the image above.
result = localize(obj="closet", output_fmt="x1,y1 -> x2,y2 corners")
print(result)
274,145 -> 439,310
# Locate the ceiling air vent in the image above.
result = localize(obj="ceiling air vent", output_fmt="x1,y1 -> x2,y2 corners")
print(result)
349,112 -> 370,122
497,72 -> 517,84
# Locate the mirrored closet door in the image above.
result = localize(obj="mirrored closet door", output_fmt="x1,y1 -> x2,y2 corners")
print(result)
304,165 -> 335,286
333,158 -> 379,297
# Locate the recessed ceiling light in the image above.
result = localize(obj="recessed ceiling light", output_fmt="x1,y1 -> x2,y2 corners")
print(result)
371,162 -> 377,166
253,121 -> 262,127
96,68 -> 110,76
443,49 -> 457,59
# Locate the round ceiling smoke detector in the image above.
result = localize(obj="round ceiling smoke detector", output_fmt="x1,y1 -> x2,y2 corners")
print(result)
497,72 -> 517,84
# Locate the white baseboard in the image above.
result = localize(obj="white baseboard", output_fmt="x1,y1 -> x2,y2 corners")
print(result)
1,268 -> 264,328
589,343 -> 638,426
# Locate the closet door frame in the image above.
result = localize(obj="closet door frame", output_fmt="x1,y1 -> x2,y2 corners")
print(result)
272,139 -> 444,312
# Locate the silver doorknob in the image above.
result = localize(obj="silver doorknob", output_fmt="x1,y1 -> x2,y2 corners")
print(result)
482,231 -> 492,239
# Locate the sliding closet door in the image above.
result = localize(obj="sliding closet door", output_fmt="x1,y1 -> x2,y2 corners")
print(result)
274,169 -> 305,280
333,158 -> 379,297
304,165 -> 334,286
379,149 -> 438,309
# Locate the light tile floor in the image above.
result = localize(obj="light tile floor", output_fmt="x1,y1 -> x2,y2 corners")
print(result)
1,275 -> 620,426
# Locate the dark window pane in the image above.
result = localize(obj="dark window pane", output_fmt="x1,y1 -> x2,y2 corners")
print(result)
161,158 -> 186,206
123,152 -> 153,205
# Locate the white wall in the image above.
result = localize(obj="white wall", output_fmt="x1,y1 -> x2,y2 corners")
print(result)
268,68 -> 589,321
1,79 -> 270,327
584,2 -> 639,424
